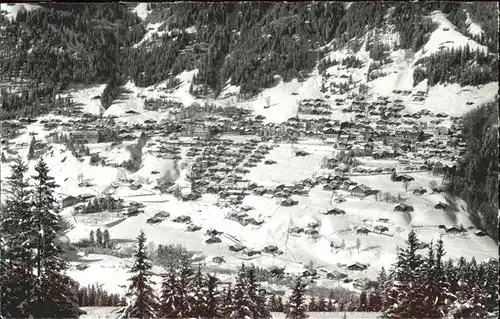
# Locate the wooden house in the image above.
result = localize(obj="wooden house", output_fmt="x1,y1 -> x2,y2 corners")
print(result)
394,203 -> 414,213
350,184 -> 372,197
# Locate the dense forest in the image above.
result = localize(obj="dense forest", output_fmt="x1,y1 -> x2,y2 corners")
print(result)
1,2 -> 497,115
447,102 -> 499,241
413,45 -> 498,87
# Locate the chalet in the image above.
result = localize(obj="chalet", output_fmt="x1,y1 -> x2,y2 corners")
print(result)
433,126 -> 449,141
350,184 -> 372,197
228,244 -> 246,252
378,218 -> 389,223
394,174 -> 415,182
62,195 -> 81,208
394,203 -> 414,212
280,198 -> 298,206
475,230 -> 487,237
324,208 -> 346,216
347,262 -> 368,271
173,215 -> 191,223
245,249 -> 262,257
205,236 -> 222,244
147,216 -> 162,224
413,188 -> 427,195
374,225 -> 389,232
263,245 -> 279,254
212,256 -> 225,264
327,271 -> 348,280
357,227 -> 370,235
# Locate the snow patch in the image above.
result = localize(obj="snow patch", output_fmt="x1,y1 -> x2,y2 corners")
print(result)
132,3 -> 151,21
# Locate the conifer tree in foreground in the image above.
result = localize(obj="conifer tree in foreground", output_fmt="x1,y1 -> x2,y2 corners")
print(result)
246,264 -> 271,318
384,230 -> 425,318
231,264 -> 254,318
27,158 -> 83,318
0,157 -> 34,318
286,276 -> 308,319
159,266 -> 177,318
121,230 -> 158,319
205,274 -> 222,318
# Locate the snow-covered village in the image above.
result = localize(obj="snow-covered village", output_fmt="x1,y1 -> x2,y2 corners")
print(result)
0,2 -> 498,319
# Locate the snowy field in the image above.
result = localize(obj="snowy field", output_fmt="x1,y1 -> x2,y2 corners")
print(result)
1,7 -> 497,301
79,307 -> 381,319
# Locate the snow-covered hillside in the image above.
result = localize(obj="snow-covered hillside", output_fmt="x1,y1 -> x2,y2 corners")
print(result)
0,3 -> 42,20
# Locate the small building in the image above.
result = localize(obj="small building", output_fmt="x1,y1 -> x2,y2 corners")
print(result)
394,203 -> 414,212
375,225 -> 389,233
357,227 -> 370,235
347,262 -> 368,271
350,184 -> 372,197
394,174 -> 415,182
61,195 -> 81,208
413,188 -> 427,195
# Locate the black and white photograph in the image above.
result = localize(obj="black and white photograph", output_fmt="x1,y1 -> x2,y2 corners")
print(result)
0,2 -> 498,318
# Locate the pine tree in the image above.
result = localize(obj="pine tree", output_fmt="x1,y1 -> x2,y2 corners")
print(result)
28,158 -> 83,318
121,230 -> 158,319
176,256 -> 194,317
247,264 -> 271,318
286,276 -> 308,319
159,267 -> 177,318
384,230 -> 425,318
232,263 -> 253,318
89,230 -> 95,246
103,229 -> 111,249
309,295 -> 319,312
96,228 -> 103,247
0,157 -> 34,318
221,284 -> 234,317
192,265 -> 207,316
358,291 -> 367,311
205,274 -> 222,318
28,136 -> 36,160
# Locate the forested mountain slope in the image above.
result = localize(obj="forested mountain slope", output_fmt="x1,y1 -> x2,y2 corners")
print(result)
0,2 -> 497,114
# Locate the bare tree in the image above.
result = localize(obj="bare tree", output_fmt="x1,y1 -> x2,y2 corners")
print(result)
355,238 -> 361,253
403,180 -> 410,192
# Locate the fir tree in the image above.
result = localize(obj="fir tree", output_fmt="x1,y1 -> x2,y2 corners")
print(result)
28,158 -> 83,318
358,291 -> 368,311
221,284 -> 234,317
205,274 -> 222,318
89,230 -> 95,246
28,136 -> 36,160
192,265 -> 207,316
231,263 -> 253,318
159,267 -> 177,318
103,229 -> 111,249
247,264 -> 271,318
96,228 -> 103,247
175,256 -> 194,317
308,295 -> 317,312
286,276 -> 308,319
384,230 -> 425,318
0,157 -> 34,317
121,230 -> 158,319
